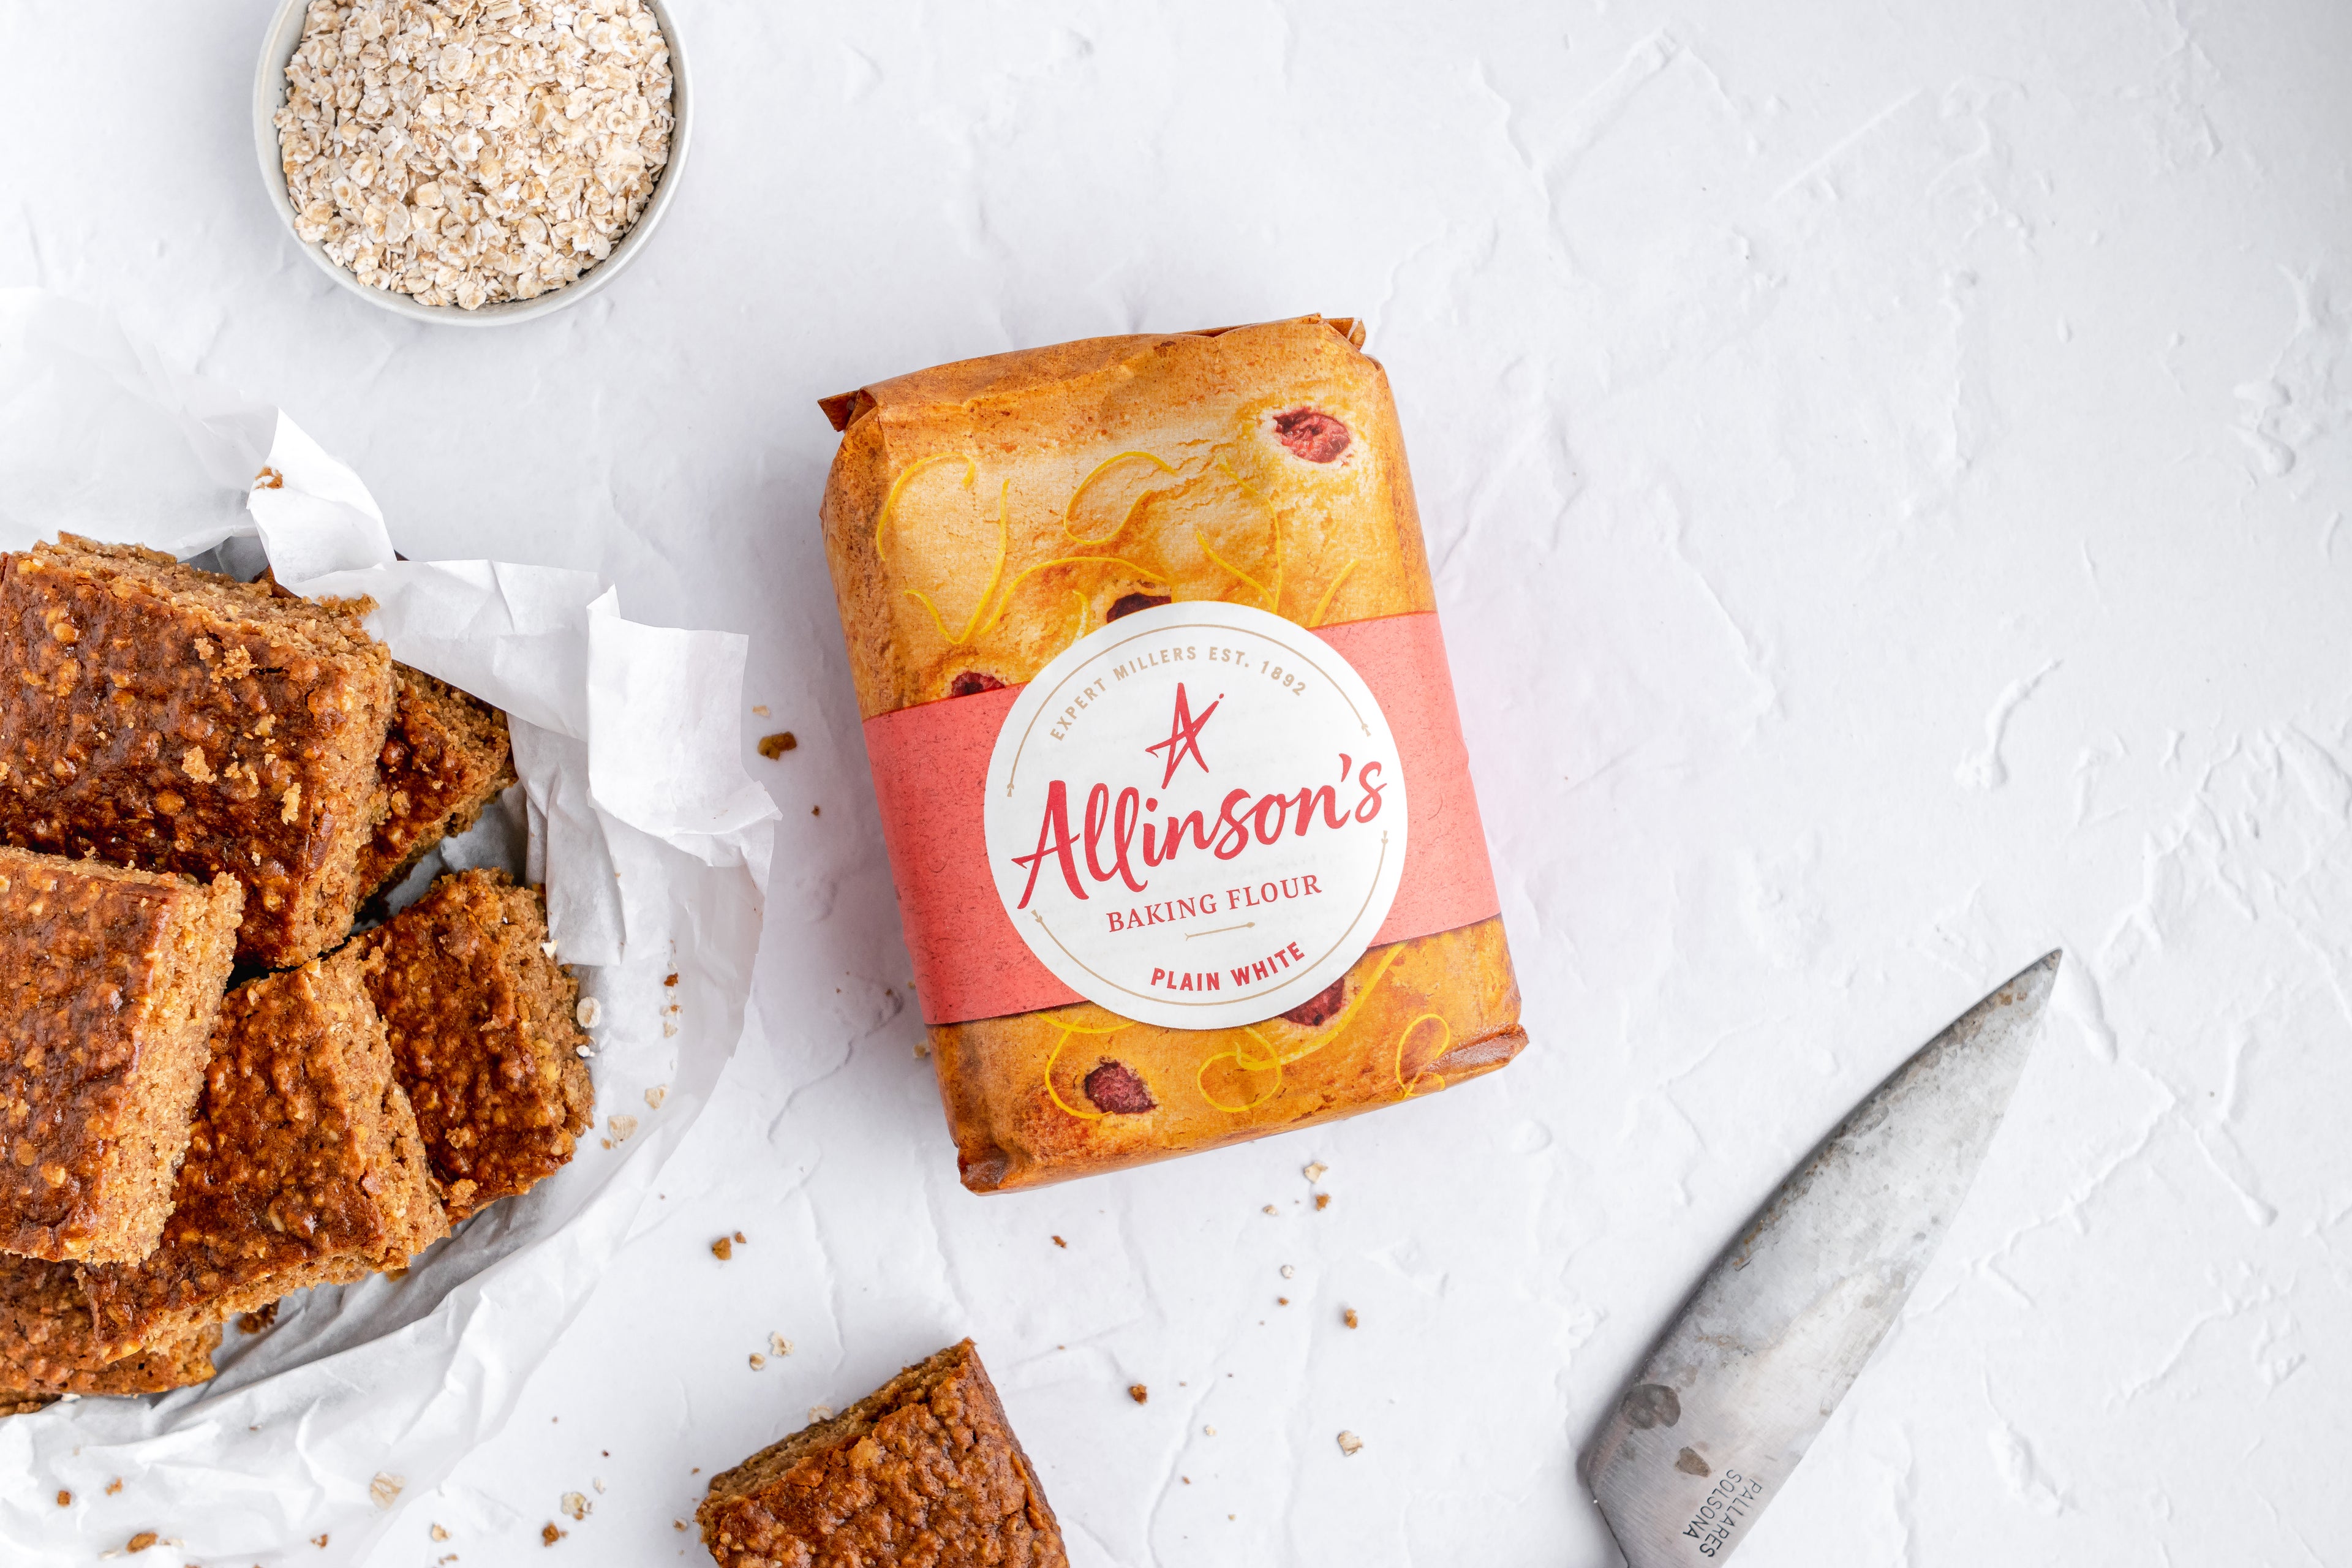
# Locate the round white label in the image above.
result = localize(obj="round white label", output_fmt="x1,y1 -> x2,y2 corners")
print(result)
983,600 -> 1407,1030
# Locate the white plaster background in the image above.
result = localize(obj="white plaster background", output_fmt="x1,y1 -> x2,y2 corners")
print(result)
3,1 -> 2350,1563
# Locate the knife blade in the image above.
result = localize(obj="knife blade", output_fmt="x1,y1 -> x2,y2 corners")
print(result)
1582,950 -> 2060,1566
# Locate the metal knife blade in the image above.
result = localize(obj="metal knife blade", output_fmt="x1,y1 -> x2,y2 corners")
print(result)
1582,951 -> 2060,1566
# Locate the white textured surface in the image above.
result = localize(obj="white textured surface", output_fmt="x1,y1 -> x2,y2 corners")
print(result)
3,2 -> 2349,1563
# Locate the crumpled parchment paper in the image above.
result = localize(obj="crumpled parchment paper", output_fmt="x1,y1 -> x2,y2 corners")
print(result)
0,289 -> 778,1567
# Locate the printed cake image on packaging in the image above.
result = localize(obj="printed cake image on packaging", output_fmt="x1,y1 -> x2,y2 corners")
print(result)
818,315 -> 1526,1191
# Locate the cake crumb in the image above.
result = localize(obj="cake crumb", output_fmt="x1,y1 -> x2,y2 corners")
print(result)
431,1525 -> 450,1542
1277,1297 -> 1289,1306
1303,1161 -> 1327,1183
771,1332 -> 794,1357
735,1230 -> 747,1243
1052,1235 -> 1066,1248
313,1534 -> 330,1548
239,1302 -> 280,1333
127,1532 -> 159,1553
1280,1264 -> 1295,1278
1261,1205 -> 1278,1216
370,1473 -> 404,1509
608,1114 -> 637,1143
561,1491 -> 589,1521
106,1479 -> 123,1496
752,706 -> 770,717
1204,1424 -> 1216,1436
645,1085 -> 668,1109
758,733 -> 798,758
1128,1384 -> 1148,1404
541,1523 -> 565,1546
664,973 -> 680,987
56,1490 -> 70,1507
673,1520 -> 688,1531
1344,1308 -> 1360,1329
1315,1193 -> 1332,1211
1338,1430 -> 1364,1457
711,1237 -> 733,1261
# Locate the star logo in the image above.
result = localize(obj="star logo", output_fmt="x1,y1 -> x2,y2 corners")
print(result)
1144,682 -> 1221,788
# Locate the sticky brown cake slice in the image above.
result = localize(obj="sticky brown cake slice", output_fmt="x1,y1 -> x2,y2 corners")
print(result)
357,870 -> 592,1222
0,1254 -> 221,1398
79,946 -> 446,1358
0,535 -> 395,968
356,665 -> 516,899
0,848 -> 243,1264
698,1339 -> 1068,1568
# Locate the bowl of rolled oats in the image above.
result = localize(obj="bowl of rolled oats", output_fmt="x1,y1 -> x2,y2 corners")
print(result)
254,0 -> 689,324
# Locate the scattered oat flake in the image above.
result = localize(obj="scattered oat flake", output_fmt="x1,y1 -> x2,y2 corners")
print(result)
771,1332 -> 794,1357
750,1352 -> 767,1370
752,705 -> 770,717
126,1533 -> 159,1554
673,1520 -> 688,1532
540,940 -> 559,959
757,732 -> 798,758
1338,1430 -> 1364,1456
594,1478 -> 606,1493
1303,1161 -> 1327,1183
645,1084 -> 668,1109
608,1114 -> 638,1142
431,1524 -> 450,1542
1344,1308 -> 1360,1329
810,1404 -> 835,1422
1280,1264 -> 1295,1279
541,1523 -> 565,1546
1204,1424 -> 1217,1436
561,1491 -> 589,1521
710,1237 -> 733,1261
1128,1384 -> 1148,1404
575,997 -> 601,1029
1262,1205 -> 1278,1216
371,1472 -> 404,1509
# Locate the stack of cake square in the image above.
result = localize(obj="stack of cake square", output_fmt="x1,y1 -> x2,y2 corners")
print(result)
0,537 -> 594,1412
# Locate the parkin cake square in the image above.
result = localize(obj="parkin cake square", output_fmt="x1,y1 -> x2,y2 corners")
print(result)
79,945 -> 445,1359
0,1252 -> 221,1401
358,870 -> 592,1222
0,536 -> 394,968
698,1339 -> 1068,1568
0,847 -> 243,1265
357,665 -> 516,900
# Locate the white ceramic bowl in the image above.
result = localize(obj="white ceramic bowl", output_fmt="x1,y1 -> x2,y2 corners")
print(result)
252,0 -> 692,327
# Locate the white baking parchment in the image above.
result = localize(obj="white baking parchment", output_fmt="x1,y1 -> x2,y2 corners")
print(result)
0,289 -> 780,1567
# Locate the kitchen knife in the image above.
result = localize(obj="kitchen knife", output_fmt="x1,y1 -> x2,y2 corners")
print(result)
1582,951 -> 2060,1565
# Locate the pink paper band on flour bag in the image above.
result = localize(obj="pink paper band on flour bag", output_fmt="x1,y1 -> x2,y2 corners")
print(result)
862,611 -> 1502,1027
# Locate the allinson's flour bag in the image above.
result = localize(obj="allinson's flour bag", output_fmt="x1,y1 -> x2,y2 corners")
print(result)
816,315 -> 1525,1189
